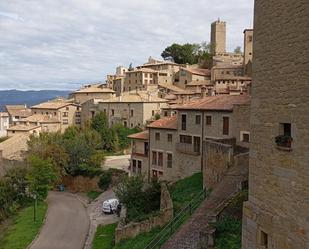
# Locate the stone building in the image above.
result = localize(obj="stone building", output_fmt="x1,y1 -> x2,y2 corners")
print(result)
174,67 -> 211,90
242,1 -> 309,249
243,29 -> 253,72
71,84 -> 115,104
81,91 -> 168,128
0,112 -> 9,138
5,105 -> 32,125
211,19 -> 226,55
31,99 -> 81,132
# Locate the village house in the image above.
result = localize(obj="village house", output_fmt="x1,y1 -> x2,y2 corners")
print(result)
0,112 -> 9,138
31,99 -> 81,132
174,67 -> 211,90
242,1 -> 309,248
70,84 -> 115,104
7,124 -> 41,137
5,105 -> 32,125
81,91 -> 168,128
128,94 -> 250,182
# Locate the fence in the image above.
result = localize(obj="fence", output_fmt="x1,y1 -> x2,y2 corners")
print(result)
144,188 -> 210,249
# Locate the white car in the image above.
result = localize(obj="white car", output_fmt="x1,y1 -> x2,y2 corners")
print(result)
102,198 -> 119,214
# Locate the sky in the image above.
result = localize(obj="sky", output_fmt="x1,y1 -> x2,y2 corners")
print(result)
0,0 -> 254,90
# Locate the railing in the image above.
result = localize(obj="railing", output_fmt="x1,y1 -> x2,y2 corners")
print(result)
176,143 -> 200,156
144,189 -> 210,249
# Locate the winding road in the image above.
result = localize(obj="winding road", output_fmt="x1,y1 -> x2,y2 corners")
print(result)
29,191 -> 89,249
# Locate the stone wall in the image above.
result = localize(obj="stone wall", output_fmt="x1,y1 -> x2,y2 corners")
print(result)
115,183 -> 173,243
242,1 -> 309,249
203,140 -> 233,190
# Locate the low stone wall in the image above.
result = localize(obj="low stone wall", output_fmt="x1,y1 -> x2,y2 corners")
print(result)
115,183 -> 173,244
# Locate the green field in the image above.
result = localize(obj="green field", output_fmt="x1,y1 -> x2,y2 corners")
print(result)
0,202 -> 47,249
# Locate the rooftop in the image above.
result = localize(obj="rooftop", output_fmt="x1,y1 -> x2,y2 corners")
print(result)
127,130 -> 149,140
5,105 -> 32,118
19,114 -> 60,123
74,86 -> 115,94
174,95 -> 250,111
147,115 -> 178,130
7,124 -> 41,131
31,100 -> 77,110
182,67 -> 211,77
99,92 -> 168,103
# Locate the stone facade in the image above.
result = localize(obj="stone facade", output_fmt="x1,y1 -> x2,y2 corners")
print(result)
242,1 -> 309,249
243,29 -> 253,72
211,20 -> 226,55
0,112 -> 9,138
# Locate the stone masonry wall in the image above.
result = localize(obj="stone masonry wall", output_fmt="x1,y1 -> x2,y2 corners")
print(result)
242,1 -> 309,249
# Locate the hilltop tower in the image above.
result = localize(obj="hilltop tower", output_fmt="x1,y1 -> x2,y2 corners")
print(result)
210,19 -> 226,55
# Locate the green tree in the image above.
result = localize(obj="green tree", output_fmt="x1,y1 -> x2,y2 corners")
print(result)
26,156 -> 58,200
234,46 -> 242,54
113,123 -> 141,150
91,112 -> 118,152
161,43 -> 199,64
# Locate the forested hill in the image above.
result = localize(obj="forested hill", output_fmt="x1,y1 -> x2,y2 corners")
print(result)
0,90 -> 71,111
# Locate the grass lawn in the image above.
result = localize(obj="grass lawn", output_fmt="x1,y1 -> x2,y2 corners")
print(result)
87,191 -> 103,201
169,172 -> 203,213
0,202 -> 48,249
92,223 -> 117,249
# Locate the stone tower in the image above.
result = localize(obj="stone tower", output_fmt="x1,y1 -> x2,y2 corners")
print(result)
210,19 -> 226,55
243,29 -> 253,67
242,1 -> 309,249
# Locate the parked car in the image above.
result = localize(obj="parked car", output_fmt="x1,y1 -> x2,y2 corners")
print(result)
102,198 -> 119,214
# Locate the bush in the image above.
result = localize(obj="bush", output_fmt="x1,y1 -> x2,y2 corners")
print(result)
115,176 -> 161,222
98,170 -> 113,191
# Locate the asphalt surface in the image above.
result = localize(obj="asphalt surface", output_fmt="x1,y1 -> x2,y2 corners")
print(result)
29,191 -> 89,249
103,155 -> 130,172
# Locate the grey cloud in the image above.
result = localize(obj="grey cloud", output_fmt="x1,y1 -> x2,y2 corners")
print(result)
0,0 -> 254,90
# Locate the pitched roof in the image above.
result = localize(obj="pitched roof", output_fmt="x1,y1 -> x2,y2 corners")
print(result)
0,112 -> 9,117
74,87 -> 115,94
215,75 -> 252,81
7,124 -> 41,131
100,92 -> 168,103
182,67 -> 211,77
31,100 -> 77,110
126,68 -> 157,73
19,114 -> 60,123
174,95 -> 250,111
127,130 -> 149,140
5,105 -> 32,117
147,116 -> 178,130
186,80 -> 213,86
158,83 -> 183,92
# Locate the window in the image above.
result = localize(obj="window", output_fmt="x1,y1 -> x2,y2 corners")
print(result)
137,161 -> 142,174
181,114 -> 186,131
223,117 -> 229,135
193,136 -> 201,153
124,121 -> 127,128
167,153 -> 172,168
164,111 -> 168,117
152,151 -> 157,165
63,119 -> 69,125
180,135 -> 192,144
206,116 -> 212,125
111,109 -> 115,116
167,133 -> 173,142
130,123 -> 134,128
75,112 -> 81,117
248,35 -> 253,42
66,107 -> 69,111
62,112 -> 68,117
195,115 -> 201,125
276,123 -> 292,148
241,132 -> 250,143
260,230 -> 268,248
158,152 -> 163,167
155,132 -> 160,141
144,142 -> 149,156
152,110 -> 155,116
130,109 -> 134,117
132,160 -> 137,173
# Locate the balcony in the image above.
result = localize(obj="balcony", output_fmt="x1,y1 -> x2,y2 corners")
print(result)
176,143 -> 200,156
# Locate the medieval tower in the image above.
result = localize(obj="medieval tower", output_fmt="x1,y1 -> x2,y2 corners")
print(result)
242,1 -> 309,249
210,19 -> 226,55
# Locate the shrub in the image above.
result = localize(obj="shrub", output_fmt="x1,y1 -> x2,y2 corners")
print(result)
98,170 -> 113,191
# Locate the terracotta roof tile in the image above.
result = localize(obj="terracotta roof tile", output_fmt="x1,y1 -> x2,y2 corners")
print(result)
128,131 -> 149,140
182,67 -> 211,77
174,95 -> 250,111
147,116 -> 177,130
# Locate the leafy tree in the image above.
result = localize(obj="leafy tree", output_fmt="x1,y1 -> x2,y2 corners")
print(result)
91,112 -> 118,152
234,46 -> 242,54
26,156 -> 58,200
128,63 -> 134,71
115,176 -> 161,221
98,170 -> 113,191
113,123 -> 141,150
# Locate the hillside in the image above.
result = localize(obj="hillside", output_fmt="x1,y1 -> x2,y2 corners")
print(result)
0,90 -> 71,111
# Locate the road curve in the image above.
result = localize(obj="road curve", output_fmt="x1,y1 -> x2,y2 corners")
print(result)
30,191 -> 89,249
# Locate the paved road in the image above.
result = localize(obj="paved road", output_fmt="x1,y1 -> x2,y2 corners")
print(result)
103,155 -> 130,172
30,191 -> 89,249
